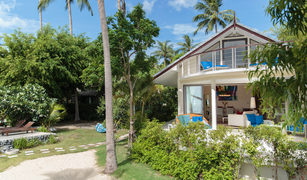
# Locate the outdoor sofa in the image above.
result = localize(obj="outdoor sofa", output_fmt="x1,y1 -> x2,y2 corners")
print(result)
228,111 -> 256,127
176,113 -> 212,129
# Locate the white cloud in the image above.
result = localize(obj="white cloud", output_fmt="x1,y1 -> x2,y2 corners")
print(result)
168,0 -> 197,11
126,2 -> 134,12
0,0 -> 40,34
143,0 -> 156,14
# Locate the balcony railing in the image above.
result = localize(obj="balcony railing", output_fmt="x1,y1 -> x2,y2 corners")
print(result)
197,45 -> 253,72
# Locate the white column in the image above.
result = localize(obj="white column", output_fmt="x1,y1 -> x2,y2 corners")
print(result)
181,63 -> 184,77
188,59 -> 190,75
211,79 -> 217,130
197,55 -> 200,73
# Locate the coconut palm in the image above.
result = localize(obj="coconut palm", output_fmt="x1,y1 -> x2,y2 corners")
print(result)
176,34 -> 201,54
38,0 -> 93,35
193,0 -> 239,35
152,40 -> 175,66
38,0 -> 93,121
97,0 -> 118,174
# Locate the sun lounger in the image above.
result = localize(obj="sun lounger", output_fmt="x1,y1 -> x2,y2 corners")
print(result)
0,122 -> 37,136
201,61 -> 228,72
0,120 -> 26,129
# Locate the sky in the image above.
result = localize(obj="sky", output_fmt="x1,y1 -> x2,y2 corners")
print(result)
0,0 -> 275,56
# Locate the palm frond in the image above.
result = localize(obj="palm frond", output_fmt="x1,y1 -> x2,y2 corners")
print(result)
38,0 -> 56,11
77,0 -> 93,16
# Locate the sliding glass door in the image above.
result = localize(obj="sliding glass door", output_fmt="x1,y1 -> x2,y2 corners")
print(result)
184,86 -> 203,114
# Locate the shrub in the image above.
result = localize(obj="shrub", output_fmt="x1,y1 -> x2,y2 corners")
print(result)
13,135 -> 58,150
131,121 -> 241,180
0,84 -> 53,126
37,126 -> 49,132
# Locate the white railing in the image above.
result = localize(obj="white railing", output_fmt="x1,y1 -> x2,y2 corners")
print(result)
199,47 -> 250,72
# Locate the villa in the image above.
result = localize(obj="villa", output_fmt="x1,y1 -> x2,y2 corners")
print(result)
153,20 -> 292,130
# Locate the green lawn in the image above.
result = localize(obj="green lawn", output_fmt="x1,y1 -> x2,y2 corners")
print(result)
0,129 -> 128,172
96,141 -> 173,180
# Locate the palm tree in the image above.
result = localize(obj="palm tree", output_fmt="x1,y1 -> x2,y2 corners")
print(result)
38,0 -> 93,121
97,0 -> 117,174
176,34 -> 201,54
152,40 -> 175,66
193,0 -> 239,35
39,0 -> 42,31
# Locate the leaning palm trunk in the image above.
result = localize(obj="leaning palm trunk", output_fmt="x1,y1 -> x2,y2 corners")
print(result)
97,0 -> 118,174
39,0 -> 42,31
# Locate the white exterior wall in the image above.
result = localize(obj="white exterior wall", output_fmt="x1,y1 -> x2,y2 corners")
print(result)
178,78 -> 184,115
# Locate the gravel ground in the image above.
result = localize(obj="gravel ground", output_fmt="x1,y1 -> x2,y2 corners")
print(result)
0,150 -> 115,180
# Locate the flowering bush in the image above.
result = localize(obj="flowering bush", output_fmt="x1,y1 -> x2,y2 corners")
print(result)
0,84 -> 53,126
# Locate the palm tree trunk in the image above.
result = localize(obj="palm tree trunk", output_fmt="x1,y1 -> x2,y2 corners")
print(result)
39,0 -> 42,31
164,56 -> 166,66
67,0 -> 80,121
215,20 -> 217,33
68,0 -> 73,35
128,80 -> 134,150
97,0 -> 118,174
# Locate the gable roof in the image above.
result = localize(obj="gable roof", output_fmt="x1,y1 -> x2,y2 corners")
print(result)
153,21 -> 278,80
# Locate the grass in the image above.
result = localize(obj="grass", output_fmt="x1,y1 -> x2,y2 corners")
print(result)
0,129 -> 128,172
96,141 -> 173,180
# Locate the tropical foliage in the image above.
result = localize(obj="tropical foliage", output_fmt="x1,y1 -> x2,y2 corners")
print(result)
176,34 -> 200,54
152,40 -> 174,66
0,25 -> 89,100
43,100 -> 67,128
0,84 -> 52,125
266,0 -> 307,36
247,0 -> 307,129
132,122 -> 307,179
193,0 -> 239,35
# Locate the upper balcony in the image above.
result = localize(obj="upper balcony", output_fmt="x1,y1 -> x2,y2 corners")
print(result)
178,43 -> 258,79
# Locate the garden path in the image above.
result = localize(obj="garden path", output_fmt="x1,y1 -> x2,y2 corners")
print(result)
0,149 -> 116,180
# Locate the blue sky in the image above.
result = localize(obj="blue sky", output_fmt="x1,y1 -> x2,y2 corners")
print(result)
0,0 -> 274,54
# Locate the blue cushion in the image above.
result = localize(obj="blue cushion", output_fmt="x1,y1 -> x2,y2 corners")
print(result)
246,114 -> 256,124
250,124 -> 257,127
201,61 -> 213,70
182,115 -> 191,125
192,116 -> 202,122
255,115 -> 263,125
177,116 -> 185,124
215,65 -> 228,68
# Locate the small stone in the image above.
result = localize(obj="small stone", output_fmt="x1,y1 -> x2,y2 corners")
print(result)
96,142 -> 103,145
87,144 -> 95,146
42,151 -> 50,154
55,148 -> 63,150
0,155 -> 6,158
83,147 -> 88,149
57,150 -> 65,152
95,145 -> 100,147
25,153 -> 34,156
79,145 -> 86,147
69,146 -> 75,148
8,155 -> 18,158
25,151 -> 34,153
69,148 -> 77,151
40,149 -> 49,151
